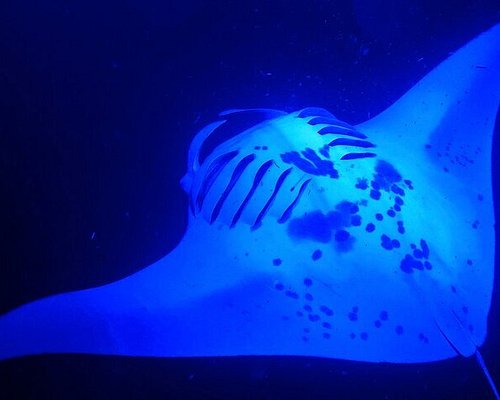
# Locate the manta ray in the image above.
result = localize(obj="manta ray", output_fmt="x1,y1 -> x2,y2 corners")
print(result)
1,22 -> 499,398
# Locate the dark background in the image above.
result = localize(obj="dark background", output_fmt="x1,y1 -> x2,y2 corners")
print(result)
1,0 -> 499,399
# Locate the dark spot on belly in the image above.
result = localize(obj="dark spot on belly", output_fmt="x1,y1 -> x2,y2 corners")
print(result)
288,211 -> 332,243
381,234 -> 397,250
285,290 -> 299,299
312,249 -> 322,261
351,215 -> 362,226
308,314 -> 321,322
356,178 -> 368,190
391,184 -> 405,196
370,189 -> 381,200
373,160 -> 402,191
287,201 -> 360,251
320,305 -> 334,316
404,179 -> 414,190
400,254 -> 423,273
335,230 -> 350,241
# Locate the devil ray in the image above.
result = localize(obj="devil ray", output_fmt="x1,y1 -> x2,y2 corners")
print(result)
0,22 -> 499,394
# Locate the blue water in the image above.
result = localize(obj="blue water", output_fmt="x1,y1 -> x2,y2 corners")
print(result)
0,1 -> 499,398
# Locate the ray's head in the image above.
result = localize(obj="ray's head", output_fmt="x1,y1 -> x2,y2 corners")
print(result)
178,108 -> 419,261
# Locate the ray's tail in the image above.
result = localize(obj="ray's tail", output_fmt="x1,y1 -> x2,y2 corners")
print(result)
476,351 -> 500,400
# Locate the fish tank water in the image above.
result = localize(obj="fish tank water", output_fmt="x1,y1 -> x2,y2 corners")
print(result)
0,1 -> 499,399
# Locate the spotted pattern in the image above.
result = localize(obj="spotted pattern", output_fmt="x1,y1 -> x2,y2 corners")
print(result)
206,110 -> 479,350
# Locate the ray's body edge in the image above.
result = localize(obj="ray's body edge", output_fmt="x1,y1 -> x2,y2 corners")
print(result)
0,222 -> 462,364
0,22 -> 498,371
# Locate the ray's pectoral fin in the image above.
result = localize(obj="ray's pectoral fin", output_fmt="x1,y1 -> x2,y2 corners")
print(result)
358,23 -> 500,193
357,23 -> 500,359
0,228 -> 265,360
